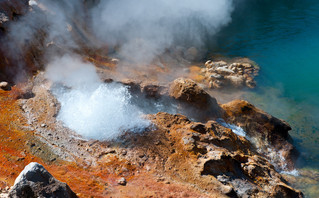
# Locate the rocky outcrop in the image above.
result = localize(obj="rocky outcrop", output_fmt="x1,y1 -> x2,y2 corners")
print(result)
169,78 -> 214,108
169,78 -> 223,120
147,112 -> 303,198
201,60 -> 259,89
9,71 -> 303,197
9,162 -> 77,198
221,100 -> 299,171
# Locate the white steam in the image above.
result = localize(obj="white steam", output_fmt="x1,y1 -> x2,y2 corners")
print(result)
4,0 -> 236,70
6,0 -> 236,139
92,0 -> 234,62
46,55 -> 149,140
46,55 -> 100,90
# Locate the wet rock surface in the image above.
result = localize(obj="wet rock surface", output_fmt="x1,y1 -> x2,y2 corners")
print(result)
148,112 -> 303,197
0,1 -> 308,197
6,72 -> 302,197
9,162 -> 77,198
221,100 -> 299,171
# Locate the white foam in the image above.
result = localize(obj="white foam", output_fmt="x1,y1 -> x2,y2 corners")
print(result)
216,120 -> 300,177
280,169 -> 299,176
266,148 -> 300,176
55,83 -> 149,140
217,119 -> 246,137
46,55 -> 150,140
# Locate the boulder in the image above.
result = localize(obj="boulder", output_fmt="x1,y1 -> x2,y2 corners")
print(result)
169,78 -> 212,108
9,162 -> 77,198
169,78 -> 222,119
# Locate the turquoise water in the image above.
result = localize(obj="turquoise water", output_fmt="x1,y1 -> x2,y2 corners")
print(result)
208,0 -> 319,168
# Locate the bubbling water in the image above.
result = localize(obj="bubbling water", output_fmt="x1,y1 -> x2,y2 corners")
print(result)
55,84 -> 149,140
46,55 -> 149,140
216,118 -> 247,137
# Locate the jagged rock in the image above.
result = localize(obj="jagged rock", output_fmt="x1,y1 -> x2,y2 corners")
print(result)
148,112 -> 303,198
12,72 -> 303,197
202,59 -> 259,89
221,100 -> 299,170
9,162 -> 77,198
140,82 -> 167,98
0,0 -> 28,31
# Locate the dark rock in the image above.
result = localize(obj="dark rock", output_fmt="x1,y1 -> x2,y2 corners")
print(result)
140,83 -> 162,98
190,123 -> 207,134
118,177 -> 127,186
9,162 -> 77,198
272,184 -> 303,198
0,81 -> 10,90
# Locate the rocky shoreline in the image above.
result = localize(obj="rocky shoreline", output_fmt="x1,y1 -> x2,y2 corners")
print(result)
0,1 -> 310,197
0,68 -> 303,197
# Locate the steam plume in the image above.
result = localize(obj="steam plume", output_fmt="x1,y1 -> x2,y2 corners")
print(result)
92,0 -> 234,62
46,54 -> 149,140
4,0 -> 236,139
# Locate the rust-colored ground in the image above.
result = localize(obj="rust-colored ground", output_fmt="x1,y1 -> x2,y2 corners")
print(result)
0,88 -> 122,197
0,87 -> 210,198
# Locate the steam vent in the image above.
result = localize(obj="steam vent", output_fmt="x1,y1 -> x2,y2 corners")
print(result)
1,0 -> 319,197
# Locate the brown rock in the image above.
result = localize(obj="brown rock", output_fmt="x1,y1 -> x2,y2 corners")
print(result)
221,100 -> 299,170
169,78 -> 222,119
169,78 -> 210,107
200,59 -> 259,90
149,112 -> 303,197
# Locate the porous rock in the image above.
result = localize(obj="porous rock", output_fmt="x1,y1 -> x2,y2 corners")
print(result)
149,112 -> 303,198
202,60 -> 259,89
221,99 -> 299,170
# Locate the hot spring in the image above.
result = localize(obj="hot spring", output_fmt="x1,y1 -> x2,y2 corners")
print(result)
45,55 -> 149,140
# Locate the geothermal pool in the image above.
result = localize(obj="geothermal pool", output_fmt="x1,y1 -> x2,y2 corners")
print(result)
206,0 -> 319,184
